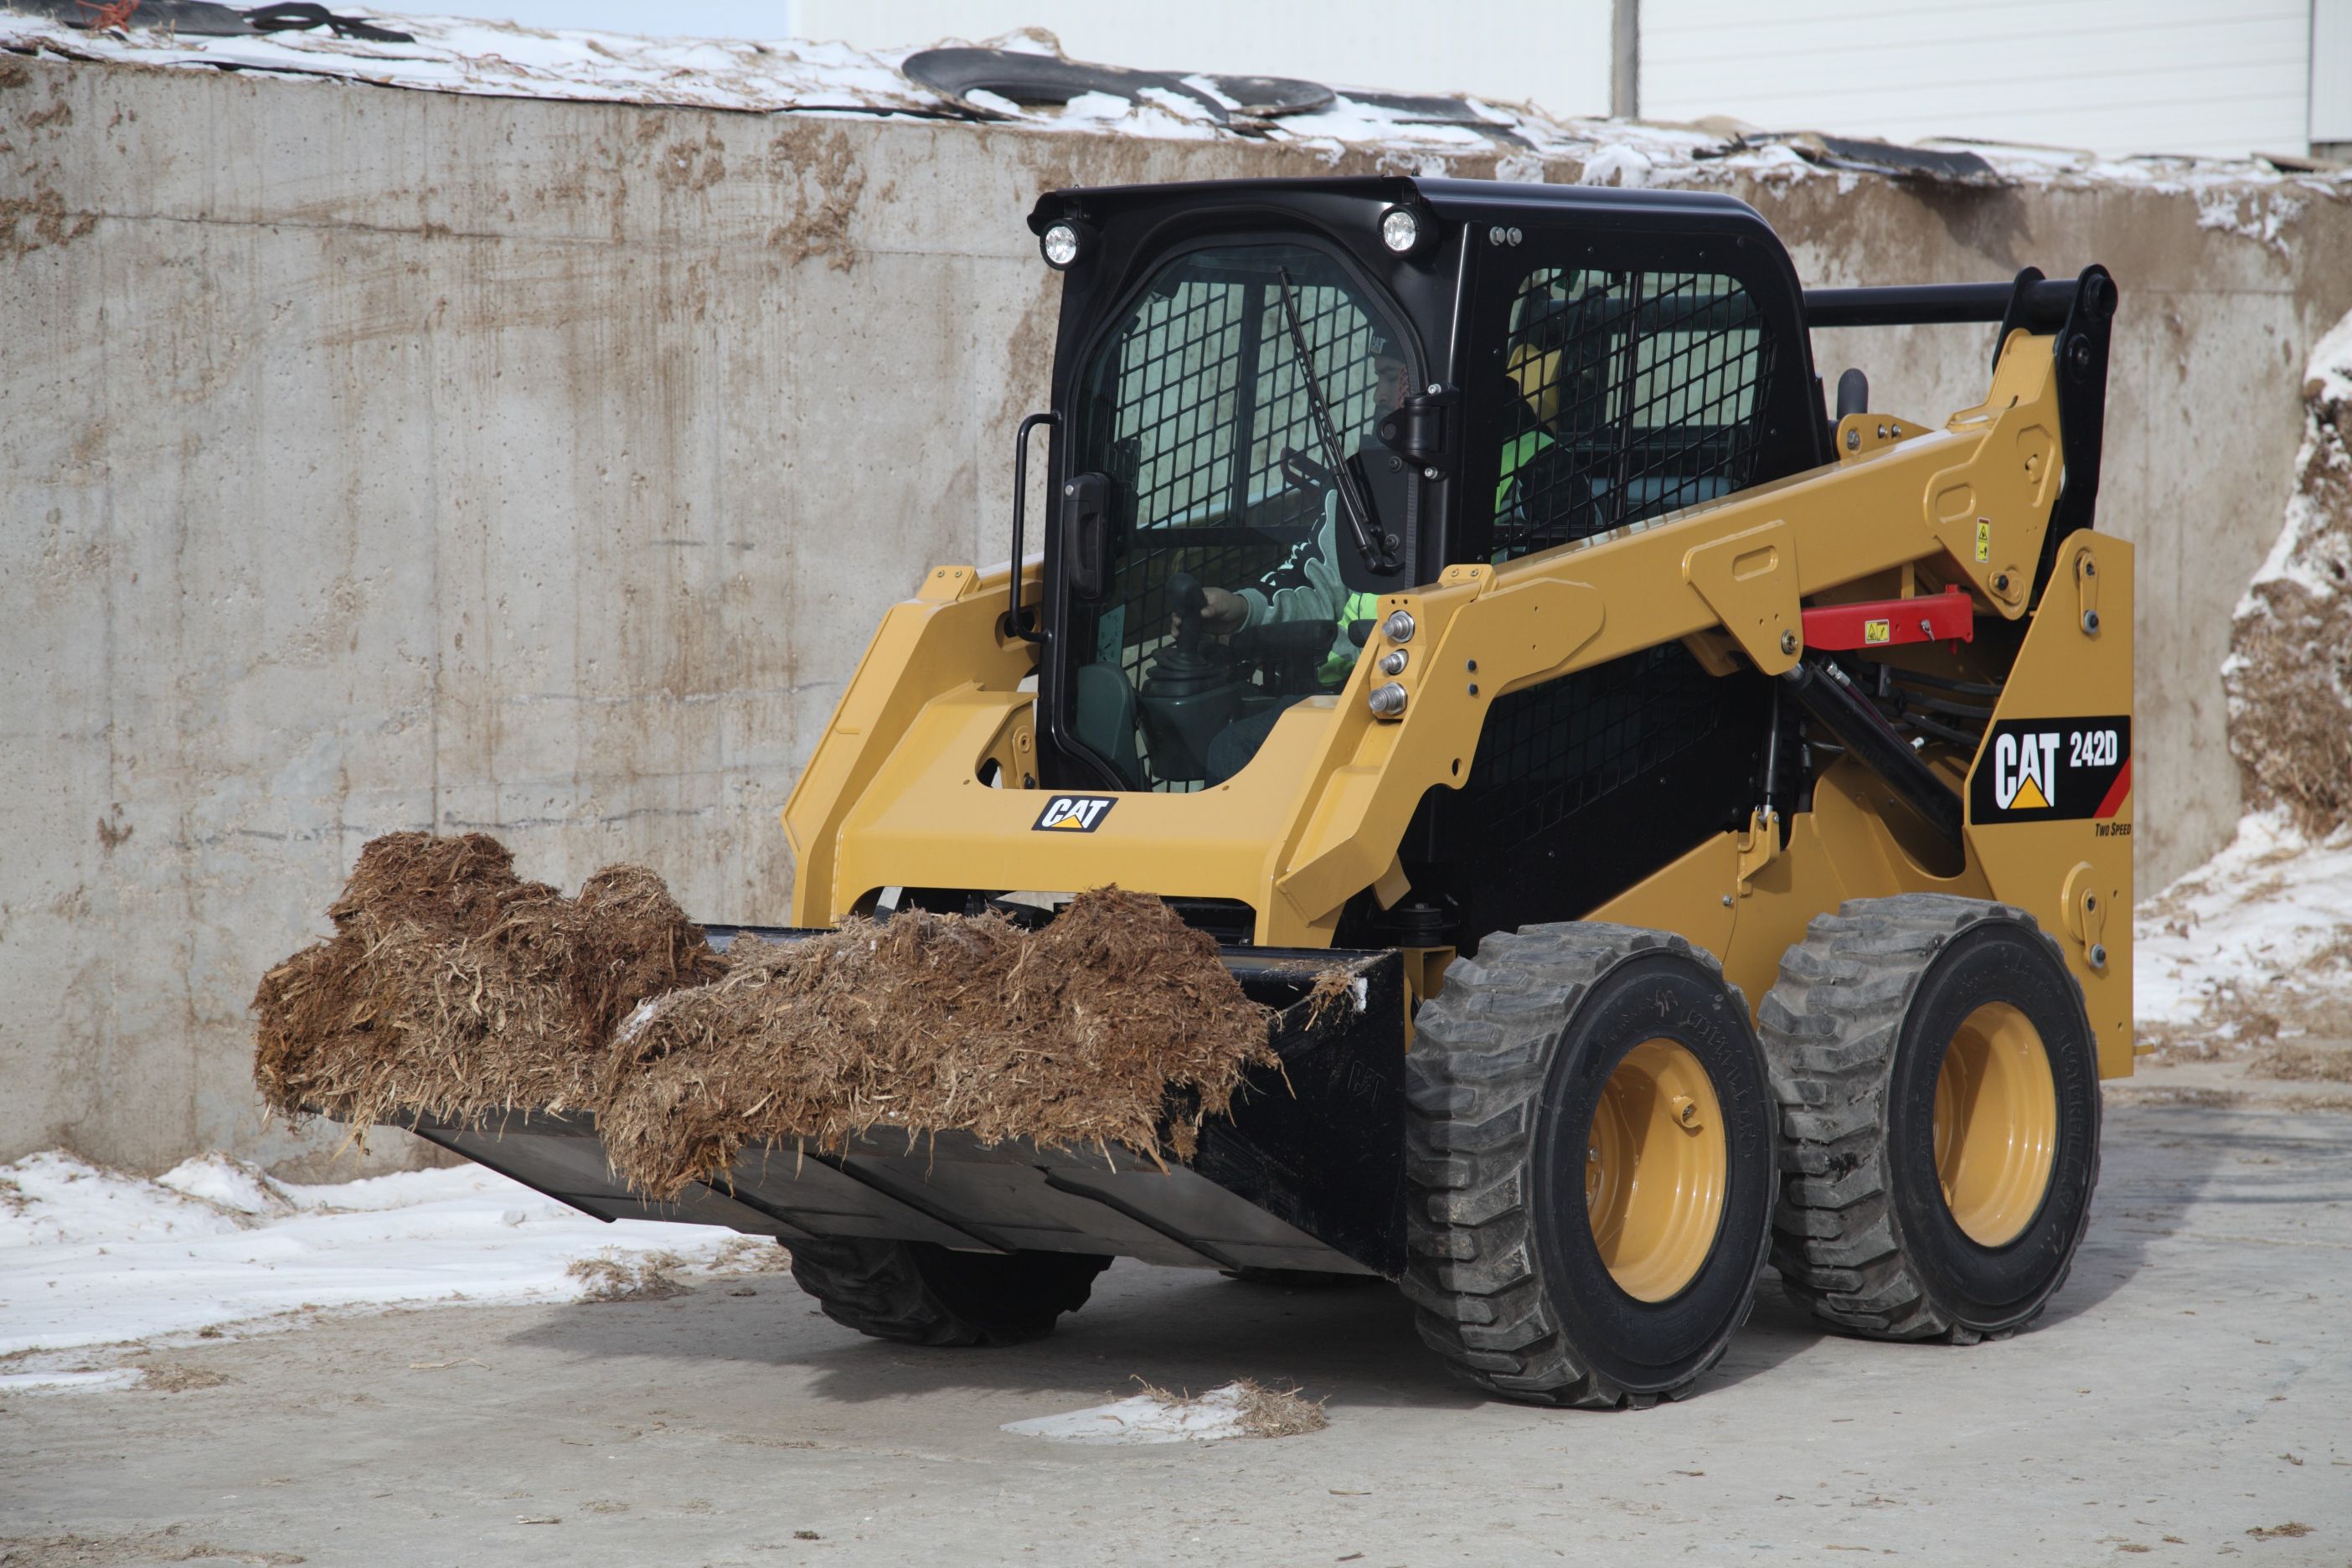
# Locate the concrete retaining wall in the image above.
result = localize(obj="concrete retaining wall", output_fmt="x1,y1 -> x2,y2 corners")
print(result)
5,56 -> 2344,1172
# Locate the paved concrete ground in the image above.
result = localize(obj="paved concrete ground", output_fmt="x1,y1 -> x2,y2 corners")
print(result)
3,1101 -> 2346,1567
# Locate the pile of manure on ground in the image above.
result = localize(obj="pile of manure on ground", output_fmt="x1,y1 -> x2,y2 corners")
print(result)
251,833 -> 721,1136
596,886 -> 1279,1200
2225,311 -> 2352,835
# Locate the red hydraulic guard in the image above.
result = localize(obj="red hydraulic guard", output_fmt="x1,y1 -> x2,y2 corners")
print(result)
1801,585 -> 1974,651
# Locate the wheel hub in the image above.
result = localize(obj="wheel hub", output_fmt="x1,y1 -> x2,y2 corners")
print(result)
1932,1001 -> 2058,1246
1583,1038 -> 1728,1302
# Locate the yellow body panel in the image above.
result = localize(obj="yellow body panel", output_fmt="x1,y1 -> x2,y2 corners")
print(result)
781,332 -> 2134,1078
1962,533 -> 2136,1075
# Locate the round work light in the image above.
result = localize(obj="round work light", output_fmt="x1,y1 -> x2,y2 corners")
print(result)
1379,205 -> 1422,255
1040,221 -> 1083,270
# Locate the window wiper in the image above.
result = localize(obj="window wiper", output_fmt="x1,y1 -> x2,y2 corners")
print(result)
1273,268 -> 1397,574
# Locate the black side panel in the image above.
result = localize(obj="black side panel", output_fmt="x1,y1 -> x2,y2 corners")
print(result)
1423,644 -> 1767,951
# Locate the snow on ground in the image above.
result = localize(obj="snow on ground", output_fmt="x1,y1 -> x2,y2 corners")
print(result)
1002,1380 -> 1324,1444
0,1149 -> 761,1377
1004,1385 -> 1256,1444
2134,810 -> 2352,1033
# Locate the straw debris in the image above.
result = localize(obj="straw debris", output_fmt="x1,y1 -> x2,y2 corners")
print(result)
251,833 -> 723,1136
140,1364 -> 231,1394
599,887 -> 1277,1199
567,1250 -> 689,1302
254,839 -> 1282,1199
2245,1040 -> 2352,1082
1127,1376 -> 1329,1439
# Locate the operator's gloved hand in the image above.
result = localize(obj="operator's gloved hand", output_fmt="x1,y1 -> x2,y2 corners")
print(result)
1198,586 -> 1248,631
1176,585 -> 1249,637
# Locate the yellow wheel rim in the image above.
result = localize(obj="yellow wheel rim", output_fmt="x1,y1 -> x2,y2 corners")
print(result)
1584,1039 -> 1728,1302
1932,1002 -> 2058,1247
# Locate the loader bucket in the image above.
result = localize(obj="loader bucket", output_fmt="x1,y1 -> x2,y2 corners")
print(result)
403,941 -> 1411,1278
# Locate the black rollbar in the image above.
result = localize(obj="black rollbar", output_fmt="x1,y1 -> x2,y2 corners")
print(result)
1803,273 -> 2088,332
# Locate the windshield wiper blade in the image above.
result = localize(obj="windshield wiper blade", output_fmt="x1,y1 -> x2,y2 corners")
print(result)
1273,268 -> 1395,574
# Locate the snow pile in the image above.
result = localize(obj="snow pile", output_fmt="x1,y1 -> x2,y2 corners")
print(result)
0,11 -> 936,116
2134,812 -> 2352,1041
1002,1379 -> 1326,1444
2223,309 -> 2352,833
2,9 -> 2345,196
0,1150 -> 766,1361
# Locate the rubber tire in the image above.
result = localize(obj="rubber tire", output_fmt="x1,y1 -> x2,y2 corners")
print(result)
1406,923 -> 1777,1409
787,1236 -> 1111,1348
1761,894 -> 2101,1344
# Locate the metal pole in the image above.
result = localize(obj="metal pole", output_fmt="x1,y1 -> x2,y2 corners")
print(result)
1611,0 -> 1640,120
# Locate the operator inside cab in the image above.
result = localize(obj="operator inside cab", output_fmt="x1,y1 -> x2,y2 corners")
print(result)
1189,333 -> 1411,784
1058,242 -> 1426,793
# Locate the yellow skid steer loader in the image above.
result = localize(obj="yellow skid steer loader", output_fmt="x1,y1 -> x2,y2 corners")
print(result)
405,178 -> 2128,1409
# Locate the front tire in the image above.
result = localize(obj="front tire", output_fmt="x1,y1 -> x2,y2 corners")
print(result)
1405,924 -> 1776,1408
787,1237 -> 1111,1348
1761,895 -> 2101,1343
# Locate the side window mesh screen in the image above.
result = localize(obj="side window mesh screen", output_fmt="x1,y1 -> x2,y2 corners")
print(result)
1493,269 -> 1772,561
1458,266 -> 1775,869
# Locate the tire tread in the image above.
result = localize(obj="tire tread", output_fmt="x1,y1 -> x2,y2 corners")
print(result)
1760,893 -> 2099,1344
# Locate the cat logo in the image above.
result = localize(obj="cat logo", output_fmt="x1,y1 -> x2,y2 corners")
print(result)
1969,716 -> 2131,826
1966,719 -> 2135,827
1034,795 -> 1117,833
1993,730 -> 2060,811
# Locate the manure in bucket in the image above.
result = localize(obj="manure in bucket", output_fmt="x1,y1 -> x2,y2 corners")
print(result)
252,833 -> 722,1136
597,887 -> 1277,1199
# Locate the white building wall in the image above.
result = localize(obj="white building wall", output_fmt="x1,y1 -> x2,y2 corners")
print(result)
1639,0 -> 2317,158
2313,0 -> 2352,145
791,0 -> 1614,115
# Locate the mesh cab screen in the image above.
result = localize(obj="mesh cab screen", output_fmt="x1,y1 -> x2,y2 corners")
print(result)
1060,244 -> 1409,791
1491,268 -> 1772,560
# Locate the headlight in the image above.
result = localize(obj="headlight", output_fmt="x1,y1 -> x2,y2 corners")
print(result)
1040,221 -> 1083,270
1379,205 -> 1421,255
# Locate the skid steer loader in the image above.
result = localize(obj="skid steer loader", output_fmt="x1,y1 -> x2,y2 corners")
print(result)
403,178 -> 2128,1408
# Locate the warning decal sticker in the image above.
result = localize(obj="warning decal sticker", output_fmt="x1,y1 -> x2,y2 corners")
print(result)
1968,716 -> 2132,825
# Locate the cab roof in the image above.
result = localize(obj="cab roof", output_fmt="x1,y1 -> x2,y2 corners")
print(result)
1029,176 -> 1780,246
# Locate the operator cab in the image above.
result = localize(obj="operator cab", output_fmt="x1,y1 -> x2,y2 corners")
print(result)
1022,178 -> 1829,939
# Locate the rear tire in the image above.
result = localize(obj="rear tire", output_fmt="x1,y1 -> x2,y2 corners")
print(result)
1761,895 -> 2101,1343
787,1237 -> 1111,1348
1405,924 -> 1776,1408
